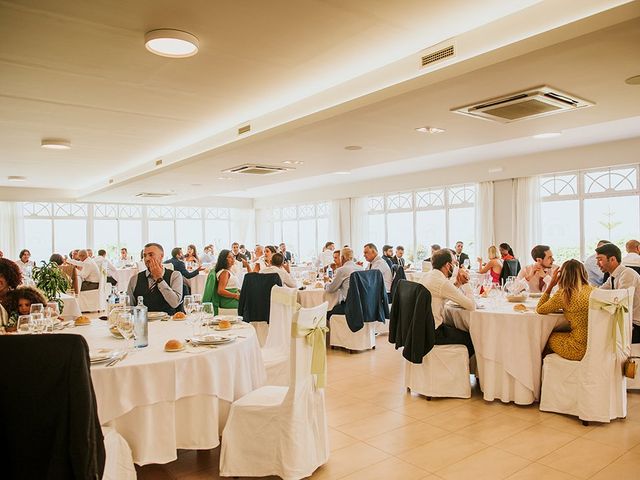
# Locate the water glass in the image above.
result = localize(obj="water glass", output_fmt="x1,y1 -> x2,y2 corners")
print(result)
46,302 -> 60,318
116,311 -> 135,351
202,302 -> 214,330
183,295 -> 195,316
192,293 -> 202,305
30,313 -> 45,334
30,303 -> 44,315
16,315 -> 31,334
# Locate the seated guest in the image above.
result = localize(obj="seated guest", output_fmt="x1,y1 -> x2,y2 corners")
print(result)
163,247 -> 202,280
320,241 -> 335,267
229,243 -> 251,278
86,248 -> 94,258
477,245 -> 503,284
325,247 -> 363,316
202,249 -> 241,312
49,253 -> 64,266
0,258 -> 22,310
517,245 -> 559,293
622,239 -> 640,269
537,260 -> 593,360
254,245 -> 277,272
250,244 -> 265,272
127,243 -> 183,315
279,243 -> 292,263
499,243 -> 515,260
260,253 -> 296,288
6,285 -> 48,324
330,250 -> 342,271
118,247 -> 130,267
363,243 -> 392,293
200,244 -> 216,264
425,244 -> 441,262
584,240 -> 610,286
382,245 -> 394,268
454,241 -> 469,266
17,249 -> 35,273
420,249 -> 475,356
67,249 -> 101,291
94,249 -> 118,286
596,242 -> 640,343
239,244 -> 251,261
392,246 -> 406,268
183,244 -> 200,264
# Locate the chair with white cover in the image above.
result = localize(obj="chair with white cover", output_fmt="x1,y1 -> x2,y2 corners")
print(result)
78,269 -> 108,312
540,288 -> 633,423
102,426 -> 136,480
220,302 -> 330,480
627,343 -> 640,390
262,286 -> 299,386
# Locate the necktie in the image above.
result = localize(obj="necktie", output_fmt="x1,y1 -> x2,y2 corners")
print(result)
538,272 -> 546,292
610,276 -> 615,289
368,263 -> 372,270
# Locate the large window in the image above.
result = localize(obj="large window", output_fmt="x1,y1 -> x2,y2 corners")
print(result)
540,165 -> 640,262
22,203 -> 232,263
367,184 -> 476,263
268,202 -> 330,262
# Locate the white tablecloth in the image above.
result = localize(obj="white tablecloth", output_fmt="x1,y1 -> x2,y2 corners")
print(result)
60,293 -> 81,319
445,297 -> 568,405
74,319 -> 266,465
406,270 -> 428,283
112,268 -> 138,292
297,288 -> 339,310
186,271 -> 208,296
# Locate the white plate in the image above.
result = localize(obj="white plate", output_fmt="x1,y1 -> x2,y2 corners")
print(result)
90,349 -> 118,364
211,315 -> 242,325
529,292 -> 543,298
148,311 -> 168,320
190,334 -> 235,345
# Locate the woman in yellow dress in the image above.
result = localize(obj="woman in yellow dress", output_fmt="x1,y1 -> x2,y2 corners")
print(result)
536,259 -> 593,361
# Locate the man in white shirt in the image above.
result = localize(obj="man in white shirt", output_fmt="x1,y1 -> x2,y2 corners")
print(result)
420,249 -> 475,356
67,249 -> 101,291
622,239 -> 640,270
363,243 -> 392,293
325,247 -> 363,315
200,244 -> 216,264
260,253 -> 297,288
596,243 -> 640,343
95,249 -> 118,286
517,245 -> 559,293
320,241 -> 335,267
584,240 -> 609,286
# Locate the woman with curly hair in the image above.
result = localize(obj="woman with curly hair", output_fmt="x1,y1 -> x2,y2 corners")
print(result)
0,258 -> 23,310
7,285 -> 48,317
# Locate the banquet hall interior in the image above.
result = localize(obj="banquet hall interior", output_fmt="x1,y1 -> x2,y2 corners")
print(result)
1,0 -> 640,479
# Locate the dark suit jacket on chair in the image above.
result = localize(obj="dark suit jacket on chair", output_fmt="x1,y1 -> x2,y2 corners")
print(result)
344,269 -> 389,332
0,334 -> 105,479
238,272 -> 282,323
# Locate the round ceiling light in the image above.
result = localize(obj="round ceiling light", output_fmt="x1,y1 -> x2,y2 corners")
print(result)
41,138 -> 71,150
145,29 -> 199,58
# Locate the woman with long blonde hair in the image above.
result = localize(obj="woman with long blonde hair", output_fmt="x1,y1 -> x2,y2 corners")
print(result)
477,245 -> 502,284
536,259 -> 593,360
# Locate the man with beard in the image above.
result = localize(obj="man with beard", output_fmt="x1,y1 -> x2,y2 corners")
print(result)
420,248 -> 475,355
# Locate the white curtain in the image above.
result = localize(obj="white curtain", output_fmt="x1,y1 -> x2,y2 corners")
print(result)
475,181 -> 495,259
349,196 -> 369,255
231,208 -> 256,247
0,202 -> 24,259
512,176 -> 541,262
329,199 -> 351,248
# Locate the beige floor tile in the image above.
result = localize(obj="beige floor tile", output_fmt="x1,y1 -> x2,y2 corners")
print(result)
505,463 -> 581,480
366,421 -> 450,455
502,404 -> 549,423
324,393 -> 362,411
398,433 -> 488,473
310,442 -> 389,479
589,450 -> 640,480
539,414 -> 595,436
495,425 -> 577,461
340,457 -> 428,480
435,447 -> 530,480
425,404 -> 499,431
392,397 -> 466,420
336,410 -> 417,440
327,402 -> 387,427
581,418 -> 640,450
456,413 -> 533,445
329,428 -> 359,451
538,437 -> 623,479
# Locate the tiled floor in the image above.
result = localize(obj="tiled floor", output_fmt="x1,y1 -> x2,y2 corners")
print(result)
137,338 -> 640,479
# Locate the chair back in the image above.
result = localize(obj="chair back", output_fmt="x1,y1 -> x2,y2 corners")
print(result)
579,287 -> 633,419
629,265 -> 640,275
264,286 -> 299,353
286,302 -> 329,403
499,259 -> 521,284
238,272 -> 282,323
390,264 -> 406,304
344,269 -> 389,331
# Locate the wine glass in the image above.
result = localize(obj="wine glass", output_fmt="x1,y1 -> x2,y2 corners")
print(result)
118,293 -> 130,308
30,313 -> 45,334
43,305 -> 55,333
30,303 -> 44,315
192,293 -> 202,305
16,315 -> 31,334
46,302 -> 60,319
116,311 -> 135,352
190,303 -> 204,337
202,302 -> 214,331
463,259 -> 471,270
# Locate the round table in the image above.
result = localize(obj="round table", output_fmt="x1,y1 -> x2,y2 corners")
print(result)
186,271 -> 208,296
76,319 -> 266,465
297,288 -> 339,310
444,295 -> 568,405
60,293 -> 81,319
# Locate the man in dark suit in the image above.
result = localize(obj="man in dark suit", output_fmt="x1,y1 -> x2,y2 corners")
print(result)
382,244 -> 394,268
392,245 -> 406,268
163,247 -> 202,280
454,241 -> 469,267
279,242 -> 293,263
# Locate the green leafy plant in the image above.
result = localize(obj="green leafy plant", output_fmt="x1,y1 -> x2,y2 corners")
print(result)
31,261 -> 70,313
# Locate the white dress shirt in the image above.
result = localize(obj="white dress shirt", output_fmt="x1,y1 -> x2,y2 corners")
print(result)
517,263 -> 559,293
67,258 -> 101,283
127,267 -> 183,309
622,252 -> 640,268
600,264 -> 640,326
420,269 -> 475,329
367,255 -> 393,292
200,253 -> 216,264
325,260 -> 364,302
260,265 -> 297,288
94,255 -> 117,278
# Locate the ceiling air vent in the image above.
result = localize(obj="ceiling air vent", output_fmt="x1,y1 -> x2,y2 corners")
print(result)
238,124 -> 251,135
452,86 -> 593,123
421,44 -> 455,68
135,192 -> 174,198
223,164 -> 291,176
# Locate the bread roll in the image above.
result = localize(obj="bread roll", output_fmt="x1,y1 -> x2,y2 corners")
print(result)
164,339 -> 184,351
75,316 -> 91,326
173,312 -> 187,320
513,303 -> 527,312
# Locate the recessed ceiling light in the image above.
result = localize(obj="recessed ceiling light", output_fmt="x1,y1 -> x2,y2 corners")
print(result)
41,138 -> 71,150
415,126 -> 445,134
344,145 -> 362,150
532,132 -> 562,139
144,29 -> 199,58
7,176 -> 26,182
625,75 -> 640,85
333,171 -> 351,175
217,176 -> 232,180
282,160 -> 293,164
293,161 -> 304,165
488,167 -> 504,173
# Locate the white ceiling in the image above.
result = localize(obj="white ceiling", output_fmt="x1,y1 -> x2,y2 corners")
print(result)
1,0 -> 639,205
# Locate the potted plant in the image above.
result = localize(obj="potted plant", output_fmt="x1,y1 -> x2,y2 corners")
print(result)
32,261 -> 70,313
